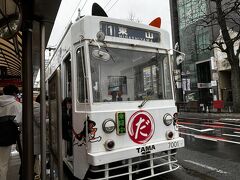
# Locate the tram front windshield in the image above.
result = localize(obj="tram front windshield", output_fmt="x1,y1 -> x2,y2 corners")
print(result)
89,46 -> 173,102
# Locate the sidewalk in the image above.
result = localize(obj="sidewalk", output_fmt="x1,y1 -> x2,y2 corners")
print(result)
178,112 -> 240,124
7,150 -> 21,180
7,150 -> 68,180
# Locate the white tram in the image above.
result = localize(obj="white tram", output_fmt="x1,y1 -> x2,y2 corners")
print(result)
46,14 -> 184,180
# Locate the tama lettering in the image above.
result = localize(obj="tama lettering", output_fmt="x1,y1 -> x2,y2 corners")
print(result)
136,145 -> 155,154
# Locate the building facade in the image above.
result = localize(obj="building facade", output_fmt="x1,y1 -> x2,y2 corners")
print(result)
170,0 -> 238,111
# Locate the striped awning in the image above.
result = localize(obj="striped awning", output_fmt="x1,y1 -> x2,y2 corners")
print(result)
0,0 -> 62,81
0,31 -> 22,78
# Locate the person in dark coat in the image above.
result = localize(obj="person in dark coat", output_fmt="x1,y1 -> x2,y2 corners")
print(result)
62,97 -> 73,158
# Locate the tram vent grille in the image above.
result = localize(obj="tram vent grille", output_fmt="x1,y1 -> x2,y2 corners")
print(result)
87,150 -> 179,180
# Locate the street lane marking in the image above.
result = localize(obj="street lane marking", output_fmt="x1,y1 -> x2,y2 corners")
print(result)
178,121 -> 240,131
222,133 -> 240,138
178,125 -> 214,132
234,131 -> 240,134
215,122 -> 240,127
178,122 -> 194,125
220,118 -> 240,122
180,132 -> 240,144
184,160 -> 228,174
201,124 -> 224,128
220,139 -> 240,144
180,132 -> 217,142
194,134 -> 226,141
194,135 -> 218,142
178,117 -> 218,121
178,122 -> 223,128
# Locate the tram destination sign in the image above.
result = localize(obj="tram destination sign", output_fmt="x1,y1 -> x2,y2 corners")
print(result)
100,22 -> 160,43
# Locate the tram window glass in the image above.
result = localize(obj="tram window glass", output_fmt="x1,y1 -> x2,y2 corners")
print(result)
64,56 -> 72,97
163,56 -> 173,99
89,46 -> 173,102
76,47 -> 88,102
48,74 -> 59,158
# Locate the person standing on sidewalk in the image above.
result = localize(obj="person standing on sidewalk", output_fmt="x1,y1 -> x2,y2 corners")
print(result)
0,85 -> 22,180
33,98 -> 41,178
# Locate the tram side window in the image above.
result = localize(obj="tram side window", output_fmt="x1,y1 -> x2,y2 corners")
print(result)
64,56 -> 72,97
163,56 -> 173,99
76,47 -> 88,103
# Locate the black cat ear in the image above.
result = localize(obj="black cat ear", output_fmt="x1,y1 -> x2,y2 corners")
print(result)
92,3 -> 108,17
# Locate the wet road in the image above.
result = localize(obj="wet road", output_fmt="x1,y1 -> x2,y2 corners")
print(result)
178,116 -> 240,162
156,116 -> 240,180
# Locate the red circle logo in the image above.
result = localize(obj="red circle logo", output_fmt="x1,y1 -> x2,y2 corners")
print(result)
128,110 -> 155,144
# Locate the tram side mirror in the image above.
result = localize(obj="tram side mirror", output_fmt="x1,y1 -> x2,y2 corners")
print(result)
176,54 -> 185,65
92,49 -> 111,62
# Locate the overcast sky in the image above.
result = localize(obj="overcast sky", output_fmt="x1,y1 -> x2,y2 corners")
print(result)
47,0 -> 172,47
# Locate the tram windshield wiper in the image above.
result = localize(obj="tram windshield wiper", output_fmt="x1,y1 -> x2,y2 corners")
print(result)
138,97 -> 149,108
138,90 -> 153,108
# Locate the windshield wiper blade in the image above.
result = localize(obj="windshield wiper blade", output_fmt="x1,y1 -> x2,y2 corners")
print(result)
138,97 -> 149,108
138,90 -> 153,108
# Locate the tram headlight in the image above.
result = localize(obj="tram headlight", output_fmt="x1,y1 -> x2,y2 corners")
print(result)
166,130 -> 174,140
102,118 -> 116,133
163,113 -> 173,126
104,139 -> 115,151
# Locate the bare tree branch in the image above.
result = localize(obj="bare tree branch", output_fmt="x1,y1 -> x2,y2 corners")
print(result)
221,1 -> 240,18
183,0 -> 240,112
212,41 -> 227,53
236,42 -> 240,58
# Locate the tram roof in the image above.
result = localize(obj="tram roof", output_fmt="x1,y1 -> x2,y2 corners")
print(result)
0,0 -> 61,81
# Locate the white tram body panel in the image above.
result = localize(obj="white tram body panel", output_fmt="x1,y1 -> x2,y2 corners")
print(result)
46,15 -> 184,180
86,103 -> 183,165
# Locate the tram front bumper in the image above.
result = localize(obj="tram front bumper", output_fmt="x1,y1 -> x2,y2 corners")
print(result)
87,137 -> 184,166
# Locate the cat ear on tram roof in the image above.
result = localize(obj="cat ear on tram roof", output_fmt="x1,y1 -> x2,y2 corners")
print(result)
149,17 -> 161,28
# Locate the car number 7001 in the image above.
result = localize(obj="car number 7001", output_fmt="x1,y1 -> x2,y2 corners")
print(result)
168,141 -> 179,149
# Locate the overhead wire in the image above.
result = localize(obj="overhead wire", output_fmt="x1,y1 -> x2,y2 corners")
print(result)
47,0 -> 83,49
106,0 -> 119,12
70,0 -> 83,21
104,0 -> 112,9
80,0 -> 88,11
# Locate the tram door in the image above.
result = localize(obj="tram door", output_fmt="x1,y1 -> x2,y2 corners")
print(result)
48,69 -> 63,180
62,55 -> 73,165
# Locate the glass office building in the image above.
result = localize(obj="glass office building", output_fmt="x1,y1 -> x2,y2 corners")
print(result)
175,0 -> 214,109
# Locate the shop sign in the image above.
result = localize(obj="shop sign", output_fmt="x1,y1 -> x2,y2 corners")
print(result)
211,80 -> 217,87
197,83 -> 211,88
